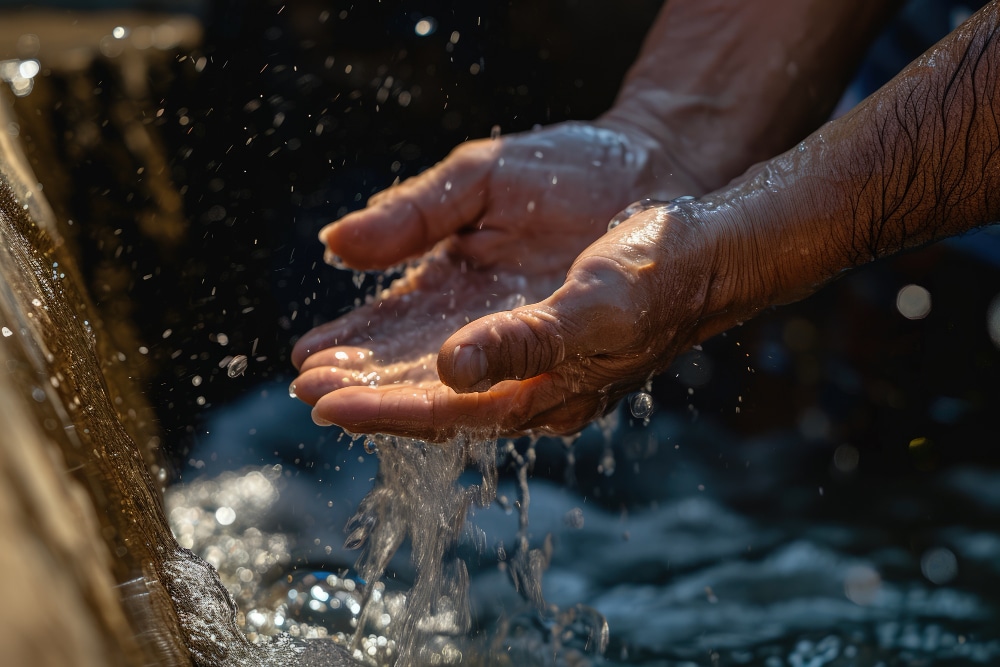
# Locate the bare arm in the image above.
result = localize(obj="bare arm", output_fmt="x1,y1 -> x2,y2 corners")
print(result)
602,0 -> 901,194
311,0 -> 899,275
702,0 -> 1000,327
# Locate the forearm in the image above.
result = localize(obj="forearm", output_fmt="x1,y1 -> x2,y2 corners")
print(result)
601,0 -> 899,193
704,0 -> 1000,320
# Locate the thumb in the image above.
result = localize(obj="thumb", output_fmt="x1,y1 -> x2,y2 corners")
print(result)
438,265 -> 635,392
321,140 -> 499,270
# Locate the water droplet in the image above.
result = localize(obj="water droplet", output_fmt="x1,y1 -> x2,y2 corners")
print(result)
1,326 -> 11,337
896,284 -> 932,319
414,17 -> 437,36
599,451 -> 616,476
227,354 -> 248,378
191,375 -> 203,387
629,391 -> 654,419
287,382 -> 297,399
607,198 -> 665,231
564,507 -> 585,529
215,506 -> 236,526
921,547 -> 958,584
490,124 -> 501,140
988,293 -> 1000,348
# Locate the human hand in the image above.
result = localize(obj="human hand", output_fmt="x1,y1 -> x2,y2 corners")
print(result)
291,200 -> 745,441
312,120 -> 687,275
290,119 -> 694,440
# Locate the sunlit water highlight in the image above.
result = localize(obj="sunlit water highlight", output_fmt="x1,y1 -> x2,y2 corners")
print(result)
168,424 -> 614,666
167,396 -> 1000,666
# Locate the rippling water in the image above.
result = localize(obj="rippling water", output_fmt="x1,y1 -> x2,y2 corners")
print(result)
167,381 -> 1000,666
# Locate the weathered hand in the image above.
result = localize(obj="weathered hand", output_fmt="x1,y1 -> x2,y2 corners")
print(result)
290,120 -> 692,439
291,201 -> 740,441
290,253 -> 563,434
311,120 -> 684,275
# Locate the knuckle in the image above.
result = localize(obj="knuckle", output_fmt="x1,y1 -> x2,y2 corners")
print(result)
506,309 -> 565,379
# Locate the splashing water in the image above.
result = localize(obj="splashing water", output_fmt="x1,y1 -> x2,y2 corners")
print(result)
346,433 -> 498,666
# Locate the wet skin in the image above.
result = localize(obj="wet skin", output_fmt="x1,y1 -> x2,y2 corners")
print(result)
291,200 -> 725,440
293,1 -> 1000,442
290,121 -> 691,439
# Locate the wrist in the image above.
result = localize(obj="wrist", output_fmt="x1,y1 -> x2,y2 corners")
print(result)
680,151 -> 854,336
601,0 -> 896,201
595,98 -> 708,201
601,78 -> 822,202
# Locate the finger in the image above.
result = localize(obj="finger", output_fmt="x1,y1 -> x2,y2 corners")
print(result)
310,380 -> 534,441
289,365 -> 373,405
291,357 -> 436,406
437,255 -> 642,392
297,346 -> 375,373
321,140 -> 499,270
310,372 -> 612,440
293,349 -> 440,403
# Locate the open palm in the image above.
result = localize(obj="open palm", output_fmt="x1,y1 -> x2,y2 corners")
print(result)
291,120 -> 697,440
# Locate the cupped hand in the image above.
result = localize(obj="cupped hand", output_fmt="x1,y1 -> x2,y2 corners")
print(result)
291,120 -> 709,441
313,120 -> 687,275
292,200 -> 740,441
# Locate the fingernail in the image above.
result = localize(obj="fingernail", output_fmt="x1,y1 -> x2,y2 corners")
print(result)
452,344 -> 488,390
311,408 -> 334,427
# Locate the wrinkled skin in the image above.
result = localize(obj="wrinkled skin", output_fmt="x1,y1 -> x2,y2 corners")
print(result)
292,202 -> 736,441
288,0 -> 908,442
312,121 -> 685,273
290,120 -> 707,440
290,0 -> 1000,443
